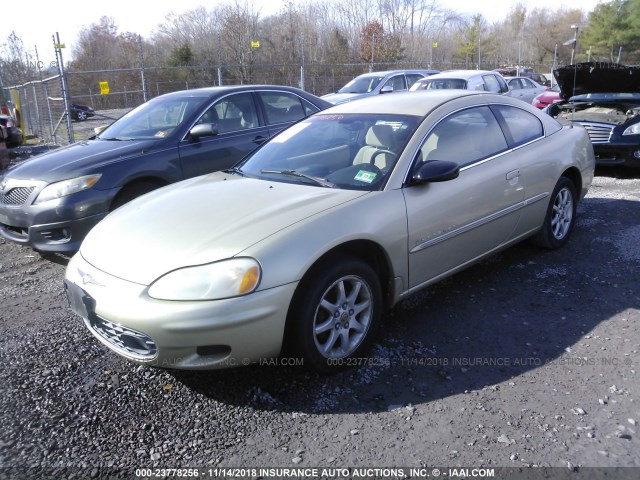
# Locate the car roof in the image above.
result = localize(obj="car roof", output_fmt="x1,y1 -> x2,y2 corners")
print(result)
156,85 -> 314,99
418,70 -> 500,81
323,90 -> 497,116
354,69 -> 439,78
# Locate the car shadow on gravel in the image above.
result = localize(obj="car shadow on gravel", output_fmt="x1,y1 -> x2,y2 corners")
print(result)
168,199 -> 638,414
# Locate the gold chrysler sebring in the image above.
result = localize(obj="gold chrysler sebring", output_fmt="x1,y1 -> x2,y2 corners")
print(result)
64,90 -> 595,373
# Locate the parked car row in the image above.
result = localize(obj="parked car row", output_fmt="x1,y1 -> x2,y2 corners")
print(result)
0,86 -> 331,253
322,69 -> 440,104
1,68 -> 623,374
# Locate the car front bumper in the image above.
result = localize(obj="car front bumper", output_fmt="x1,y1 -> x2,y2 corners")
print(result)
65,253 -> 297,370
593,143 -> 640,168
0,181 -> 115,252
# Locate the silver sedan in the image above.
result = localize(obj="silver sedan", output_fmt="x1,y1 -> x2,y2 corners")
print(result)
506,76 -> 548,103
64,90 -> 595,373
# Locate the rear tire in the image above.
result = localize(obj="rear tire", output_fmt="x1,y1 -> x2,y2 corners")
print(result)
286,255 -> 382,374
532,177 -> 577,249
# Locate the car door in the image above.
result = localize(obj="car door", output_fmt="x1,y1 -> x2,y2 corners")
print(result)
518,78 -> 541,103
403,105 -> 525,288
508,78 -> 525,100
178,92 -> 270,178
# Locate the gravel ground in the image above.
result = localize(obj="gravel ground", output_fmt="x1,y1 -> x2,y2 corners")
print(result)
0,168 -> 638,479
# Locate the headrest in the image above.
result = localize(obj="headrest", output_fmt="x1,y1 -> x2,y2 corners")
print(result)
366,124 -> 394,149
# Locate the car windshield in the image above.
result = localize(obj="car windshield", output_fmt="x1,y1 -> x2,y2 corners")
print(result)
338,75 -> 386,94
238,113 -> 420,191
97,95 -> 210,140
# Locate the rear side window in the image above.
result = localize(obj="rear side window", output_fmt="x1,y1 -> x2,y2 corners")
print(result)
259,91 -> 318,125
483,74 -> 502,93
492,105 -> 543,147
406,73 -> 424,87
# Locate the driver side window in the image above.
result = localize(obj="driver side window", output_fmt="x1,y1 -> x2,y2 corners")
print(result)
207,93 -> 258,133
419,106 -> 508,167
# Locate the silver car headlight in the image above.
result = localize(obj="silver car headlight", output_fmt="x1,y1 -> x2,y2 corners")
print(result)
622,124 -> 640,136
34,174 -> 102,204
148,258 -> 261,301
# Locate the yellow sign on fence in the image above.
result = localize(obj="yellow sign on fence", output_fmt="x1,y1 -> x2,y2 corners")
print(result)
251,41 -> 261,48
99,81 -> 110,95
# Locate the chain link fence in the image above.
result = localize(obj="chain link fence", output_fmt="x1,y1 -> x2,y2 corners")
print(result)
2,60 -> 553,147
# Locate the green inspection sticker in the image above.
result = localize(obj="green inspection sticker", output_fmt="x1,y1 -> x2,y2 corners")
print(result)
354,170 -> 377,183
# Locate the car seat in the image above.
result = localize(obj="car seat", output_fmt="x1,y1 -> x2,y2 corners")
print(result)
353,124 -> 396,170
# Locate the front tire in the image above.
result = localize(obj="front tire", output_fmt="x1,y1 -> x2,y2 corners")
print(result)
287,256 -> 382,373
75,111 -> 87,121
110,182 -> 159,211
532,176 -> 577,249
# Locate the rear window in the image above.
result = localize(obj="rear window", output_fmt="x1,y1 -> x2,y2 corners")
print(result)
411,78 -> 467,90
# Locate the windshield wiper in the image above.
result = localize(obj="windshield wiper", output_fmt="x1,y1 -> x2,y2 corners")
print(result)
260,169 -> 336,188
100,137 -> 135,141
222,167 -> 247,177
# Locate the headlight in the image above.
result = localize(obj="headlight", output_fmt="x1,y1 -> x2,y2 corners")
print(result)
34,174 -> 102,204
622,124 -> 640,136
148,258 -> 261,301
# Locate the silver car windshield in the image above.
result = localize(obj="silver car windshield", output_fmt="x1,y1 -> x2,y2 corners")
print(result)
238,114 -> 420,191
97,96 -> 209,140
338,75 -> 386,94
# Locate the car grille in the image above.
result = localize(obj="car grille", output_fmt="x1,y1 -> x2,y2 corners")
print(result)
578,122 -> 614,144
87,316 -> 157,360
0,186 -> 35,205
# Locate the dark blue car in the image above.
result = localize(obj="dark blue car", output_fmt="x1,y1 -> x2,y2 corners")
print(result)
0,85 -> 331,252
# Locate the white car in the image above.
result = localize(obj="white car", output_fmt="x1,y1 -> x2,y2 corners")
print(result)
409,70 -> 509,94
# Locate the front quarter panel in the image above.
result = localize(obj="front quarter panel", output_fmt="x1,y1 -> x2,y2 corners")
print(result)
241,189 -> 409,304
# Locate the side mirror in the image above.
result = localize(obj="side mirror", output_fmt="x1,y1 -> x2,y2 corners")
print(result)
410,160 -> 460,185
380,85 -> 394,94
190,123 -> 218,139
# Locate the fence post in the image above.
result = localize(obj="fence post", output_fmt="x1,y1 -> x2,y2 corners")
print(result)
139,35 -> 148,102
54,32 -> 74,144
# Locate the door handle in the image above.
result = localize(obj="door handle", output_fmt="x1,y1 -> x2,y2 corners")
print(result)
506,169 -> 520,180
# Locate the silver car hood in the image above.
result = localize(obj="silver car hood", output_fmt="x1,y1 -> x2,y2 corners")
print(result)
80,172 -> 368,285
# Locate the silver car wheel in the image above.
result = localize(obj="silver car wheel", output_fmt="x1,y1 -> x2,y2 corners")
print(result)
312,274 -> 373,359
551,187 -> 573,240
76,111 -> 87,121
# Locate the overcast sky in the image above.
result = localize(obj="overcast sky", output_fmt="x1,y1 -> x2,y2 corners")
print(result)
2,0 -> 603,63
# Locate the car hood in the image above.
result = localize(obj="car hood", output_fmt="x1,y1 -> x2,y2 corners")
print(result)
321,92 -> 365,104
80,172 -> 369,285
554,62 -> 640,99
3,139 -> 162,183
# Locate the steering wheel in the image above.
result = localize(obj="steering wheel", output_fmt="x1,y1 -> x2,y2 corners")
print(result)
370,149 -> 396,167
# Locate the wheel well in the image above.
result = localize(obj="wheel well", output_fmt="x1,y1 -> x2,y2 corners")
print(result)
300,240 -> 394,310
110,177 -> 169,210
561,167 -> 582,197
